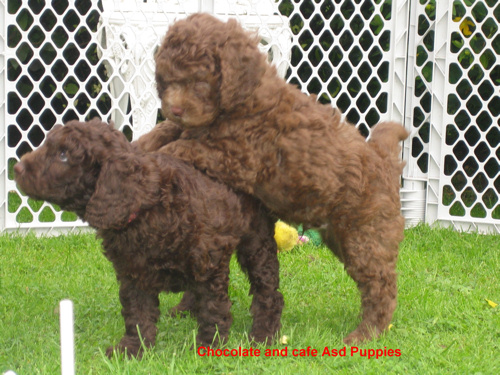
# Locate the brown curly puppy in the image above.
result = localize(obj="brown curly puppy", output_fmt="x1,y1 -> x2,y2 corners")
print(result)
137,13 -> 409,345
14,118 -> 283,357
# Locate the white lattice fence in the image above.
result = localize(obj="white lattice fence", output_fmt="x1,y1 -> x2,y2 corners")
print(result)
281,0 -> 407,131
403,0 -> 499,233
0,0 -> 293,232
1,0 -> 499,233
2,0 -> 106,232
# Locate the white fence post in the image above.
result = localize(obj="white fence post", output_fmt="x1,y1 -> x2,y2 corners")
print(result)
1,0 -> 7,232
60,299 -> 75,375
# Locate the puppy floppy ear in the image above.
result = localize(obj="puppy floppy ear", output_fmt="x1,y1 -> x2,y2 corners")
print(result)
84,154 -> 159,229
218,21 -> 267,111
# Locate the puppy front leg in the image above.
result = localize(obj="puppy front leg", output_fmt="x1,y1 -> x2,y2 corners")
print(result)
161,140 -> 254,194
160,140 -> 225,175
106,276 -> 160,358
191,276 -> 232,347
133,120 -> 183,152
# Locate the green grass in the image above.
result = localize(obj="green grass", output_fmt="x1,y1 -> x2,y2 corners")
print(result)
0,225 -> 498,374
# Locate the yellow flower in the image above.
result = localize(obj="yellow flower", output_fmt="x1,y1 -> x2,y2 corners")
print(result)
485,299 -> 498,308
280,335 -> 289,345
459,18 -> 475,37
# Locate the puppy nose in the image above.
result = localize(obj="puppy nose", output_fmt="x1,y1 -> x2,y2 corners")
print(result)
14,162 -> 25,175
171,106 -> 184,117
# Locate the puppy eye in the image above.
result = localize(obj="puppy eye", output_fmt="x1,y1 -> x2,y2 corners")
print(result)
59,151 -> 68,162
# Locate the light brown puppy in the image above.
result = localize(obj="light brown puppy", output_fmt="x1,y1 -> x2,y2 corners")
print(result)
137,13 -> 409,344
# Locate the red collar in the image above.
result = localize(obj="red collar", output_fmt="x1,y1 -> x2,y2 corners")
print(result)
128,212 -> 139,224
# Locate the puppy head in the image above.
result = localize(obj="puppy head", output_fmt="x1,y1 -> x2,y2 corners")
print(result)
155,13 -> 267,128
14,118 -> 131,217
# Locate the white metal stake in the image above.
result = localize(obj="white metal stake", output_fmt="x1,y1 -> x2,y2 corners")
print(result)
59,300 -> 75,375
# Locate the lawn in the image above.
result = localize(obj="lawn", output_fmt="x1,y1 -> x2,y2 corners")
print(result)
0,225 -> 498,374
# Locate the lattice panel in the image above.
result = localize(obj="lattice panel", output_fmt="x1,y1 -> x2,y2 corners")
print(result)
2,0 -> 498,232
438,0 -> 499,228
407,0 -> 435,177
1,0 -> 295,231
4,0 -> 107,230
98,0 -> 292,135
279,0 -> 401,137
403,0 -> 499,232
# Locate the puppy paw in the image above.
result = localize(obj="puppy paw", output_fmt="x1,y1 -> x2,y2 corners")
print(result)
105,343 -> 141,359
249,332 -> 276,346
105,335 -> 151,359
343,325 -> 382,346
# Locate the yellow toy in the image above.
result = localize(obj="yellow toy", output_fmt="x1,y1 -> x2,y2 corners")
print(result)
274,221 -> 299,252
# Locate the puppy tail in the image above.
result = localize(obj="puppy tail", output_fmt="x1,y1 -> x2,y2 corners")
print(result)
368,122 -> 409,162
368,122 -> 409,173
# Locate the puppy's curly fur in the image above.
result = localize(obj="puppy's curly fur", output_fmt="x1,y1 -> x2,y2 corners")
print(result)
14,119 -> 283,357
137,13 -> 409,344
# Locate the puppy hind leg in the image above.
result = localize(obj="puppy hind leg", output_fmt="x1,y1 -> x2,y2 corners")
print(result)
333,228 -> 398,345
169,290 -> 196,317
320,225 -> 344,262
237,218 -> 284,345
